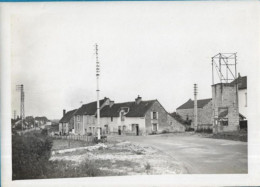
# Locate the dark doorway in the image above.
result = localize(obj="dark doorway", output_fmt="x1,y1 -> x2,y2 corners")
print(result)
136,125 -> 139,136
118,126 -> 121,135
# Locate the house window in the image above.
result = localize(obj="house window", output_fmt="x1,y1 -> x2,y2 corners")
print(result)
123,125 -> 126,132
104,125 -> 109,134
220,119 -> 228,126
77,115 -> 80,121
132,124 -> 136,132
152,123 -> 158,131
152,112 -> 157,119
121,111 -> 125,121
77,123 -> 80,131
245,92 -> 247,107
111,117 -> 113,122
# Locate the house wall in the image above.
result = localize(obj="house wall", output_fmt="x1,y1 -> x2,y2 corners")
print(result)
145,101 -> 184,134
100,116 -> 146,135
176,108 -> 194,126
238,89 -> 247,118
59,122 -> 69,135
167,114 -> 186,132
212,84 -> 239,132
74,115 -> 84,135
176,101 -> 213,129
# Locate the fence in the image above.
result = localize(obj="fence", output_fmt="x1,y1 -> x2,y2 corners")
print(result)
49,134 -> 94,142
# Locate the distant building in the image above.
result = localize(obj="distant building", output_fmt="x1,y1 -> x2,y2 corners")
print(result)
176,98 -> 212,129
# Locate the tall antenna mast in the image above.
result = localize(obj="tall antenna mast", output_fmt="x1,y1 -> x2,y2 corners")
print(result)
16,84 -> 25,132
194,84 -> 198,131
13,110 -> 16,120
95,44 -> 101,140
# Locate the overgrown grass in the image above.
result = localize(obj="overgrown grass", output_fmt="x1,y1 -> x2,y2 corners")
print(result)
210,130 -> 247,142
51,139 -> 94,150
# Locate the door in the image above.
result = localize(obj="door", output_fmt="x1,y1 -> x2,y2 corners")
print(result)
104,125 -> 109,134
118,126 -> 121,135
136,125 -> 139,136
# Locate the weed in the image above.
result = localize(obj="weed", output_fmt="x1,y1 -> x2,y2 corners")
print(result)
144,162 -> 152,174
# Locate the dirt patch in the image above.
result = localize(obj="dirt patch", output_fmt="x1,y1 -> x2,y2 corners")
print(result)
50,140 -> 183,175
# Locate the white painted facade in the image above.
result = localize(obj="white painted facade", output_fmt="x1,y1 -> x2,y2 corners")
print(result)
99,116 -> 146,135
238,89 -> 247,118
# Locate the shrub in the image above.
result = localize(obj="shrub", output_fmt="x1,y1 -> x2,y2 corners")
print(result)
161,129 -> 169,134
196,128 -> 212,134
12,131 -> 53,180
144,162 -> 151,174
185,127 -> 194,132
86,132 -> 92,136
149,131 -> 157,135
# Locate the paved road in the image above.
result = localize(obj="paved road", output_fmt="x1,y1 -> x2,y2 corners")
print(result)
110,133 -> 247,174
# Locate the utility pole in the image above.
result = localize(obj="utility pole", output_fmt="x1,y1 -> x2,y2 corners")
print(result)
13,110 -> 16,120
16,84 -> 25,133
95,44 -> 101,140
194,84 -> 198,131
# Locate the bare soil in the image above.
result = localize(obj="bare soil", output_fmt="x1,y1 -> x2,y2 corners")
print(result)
50,139 -> 183,176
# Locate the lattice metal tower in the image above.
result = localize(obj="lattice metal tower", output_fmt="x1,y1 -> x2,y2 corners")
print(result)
212,53 -> 237,84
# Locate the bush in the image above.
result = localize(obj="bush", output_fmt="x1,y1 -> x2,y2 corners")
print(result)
195,128 -> 212,134
12,131 -> 53,180
161,129 -> 169,134
148,131 -> 157,135
144,162 -> 152,174
185,127 -> 194,132
86,132 -> 92,136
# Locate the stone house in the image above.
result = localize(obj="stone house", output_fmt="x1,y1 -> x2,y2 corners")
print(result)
59,109 -> 77,135
231,75 -> 247,119
73,97 -> 110,135
176,98 -> 212,129
100,96 -> 185,135
69,96 -> 185,136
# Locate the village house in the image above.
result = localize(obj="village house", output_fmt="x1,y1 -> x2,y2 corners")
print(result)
73,97 -> 110,135
176,98 -> 212,130
62,96 -> 185,136
99,96 -> 185,135
231,74 -> 247,119
59,109 -> 77,135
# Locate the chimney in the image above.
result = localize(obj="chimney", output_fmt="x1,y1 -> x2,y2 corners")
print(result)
63,109 -> 66,117
109,100 -> 114,107
135,95 -> 142,104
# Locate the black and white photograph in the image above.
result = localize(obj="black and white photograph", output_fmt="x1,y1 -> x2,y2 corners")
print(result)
1,1 -> 260,186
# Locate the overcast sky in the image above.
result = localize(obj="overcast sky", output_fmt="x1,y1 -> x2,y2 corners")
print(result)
11,2 -> 258,119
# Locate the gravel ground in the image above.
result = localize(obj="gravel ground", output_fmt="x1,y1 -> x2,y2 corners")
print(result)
50,140 -> 184,175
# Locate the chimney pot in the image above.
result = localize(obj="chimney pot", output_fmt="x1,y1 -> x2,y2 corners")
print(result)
135,95 -> 142,104
63,109 -> 66,117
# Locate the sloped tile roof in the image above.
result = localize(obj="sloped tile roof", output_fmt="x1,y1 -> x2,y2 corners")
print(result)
74,98 -> 107,116
59,109 -> 77,123
218,109 -> 246,120
100,100 -> 156,117
231,76 -> 247,90
218,109 -> 228,118
177,98 -> 212,110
